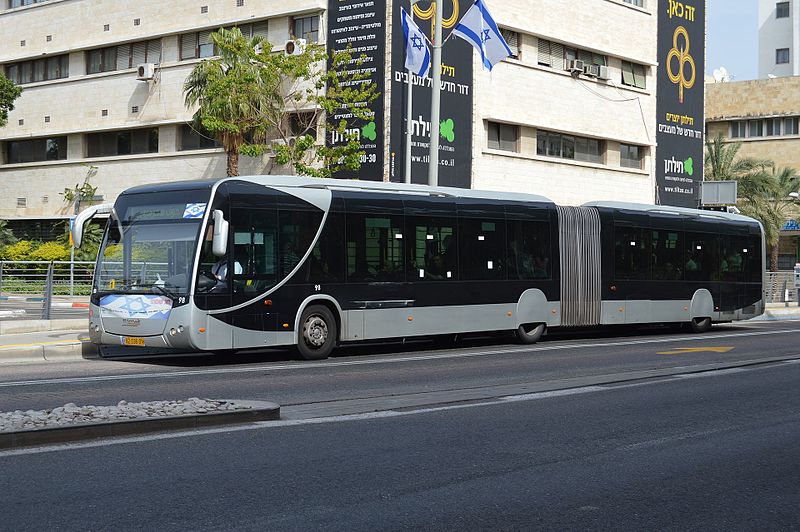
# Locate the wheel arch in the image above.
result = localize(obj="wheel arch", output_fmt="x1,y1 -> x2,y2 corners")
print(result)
294,295 -> 344,345
690,288 -> 714,320
516,288 -> 552,328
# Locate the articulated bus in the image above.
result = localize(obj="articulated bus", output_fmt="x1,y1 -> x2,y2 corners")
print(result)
73,176 -> 765,360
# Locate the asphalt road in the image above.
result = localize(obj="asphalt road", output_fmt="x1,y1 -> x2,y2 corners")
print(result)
2,355 -> 799,530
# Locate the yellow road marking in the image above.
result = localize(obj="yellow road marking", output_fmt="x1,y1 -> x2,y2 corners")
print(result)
657,347 -> 734,355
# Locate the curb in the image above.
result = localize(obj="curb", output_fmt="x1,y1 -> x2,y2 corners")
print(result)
0,340 -> 96,365
0,400 -> 280,450
0,319 -> 87,335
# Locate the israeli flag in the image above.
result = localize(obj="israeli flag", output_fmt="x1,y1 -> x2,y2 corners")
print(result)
452,0 -> 512,71
401,7 -> 431,78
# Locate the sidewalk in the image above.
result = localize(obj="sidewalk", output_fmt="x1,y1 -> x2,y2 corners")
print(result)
0,318 -> 92,364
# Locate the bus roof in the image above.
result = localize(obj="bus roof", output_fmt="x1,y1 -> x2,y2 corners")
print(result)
583,200 -> 760,225
122,176 -> 553,205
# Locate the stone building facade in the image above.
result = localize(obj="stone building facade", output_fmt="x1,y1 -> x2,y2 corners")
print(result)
0,0 -> 658,236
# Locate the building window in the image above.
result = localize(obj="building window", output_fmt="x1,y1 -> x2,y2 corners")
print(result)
765,118 -> 782,136
8,0 -> 57,7
620,143 -> 643,169
748,120 -> 763,137
500,28 -> 520,59
621,61 -> 646,89
4,55 -> 68,85
87,128 -> 158,158
292,15 -> 320,42
730,121 -> 746,138
86,40 -> 161,74
776,48 -> 790,64
179,22 -> 268,60
623,0 -> 645,6
537,130 -> 603,163
487,122 -> 518,152
785,117 -> 799,135
6,136 -> 67,164
776,2 -> 790,18
179,124 -> 220,151
537,38 -> 605,72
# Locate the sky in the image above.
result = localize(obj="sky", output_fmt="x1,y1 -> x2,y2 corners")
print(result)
706,0 -> 759,81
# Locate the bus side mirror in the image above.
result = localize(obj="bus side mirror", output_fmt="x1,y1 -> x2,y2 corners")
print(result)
72,203 -> 114,248
212,209 -> 229,257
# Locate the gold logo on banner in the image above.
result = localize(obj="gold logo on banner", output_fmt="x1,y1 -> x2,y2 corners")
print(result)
413,1 -> 460,40
666,26 -> 696,104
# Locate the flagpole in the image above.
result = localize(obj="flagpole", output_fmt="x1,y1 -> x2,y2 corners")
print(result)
404,69 -> 413,184
427,0 -> 444,187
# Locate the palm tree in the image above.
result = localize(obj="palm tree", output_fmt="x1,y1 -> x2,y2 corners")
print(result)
741,167 -> 800,271
704,133 -> 774,200
705,134 -> 799,271
183,27 -> 281,176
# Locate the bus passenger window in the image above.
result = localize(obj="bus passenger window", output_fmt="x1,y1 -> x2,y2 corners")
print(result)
506,219 -> 551,280
346,214 -> 405,282
651,230 -> 683,280
684,232 -> 719,282
458,218 -> 505,280
614,225 -> 649,280
407,217 -> 457,281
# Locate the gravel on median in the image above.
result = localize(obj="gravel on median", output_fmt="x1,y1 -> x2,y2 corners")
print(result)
0,398 -> 254,433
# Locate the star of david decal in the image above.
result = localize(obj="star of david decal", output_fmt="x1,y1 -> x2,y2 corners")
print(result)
411,34 -> 424,51
481,29 -> 492,43
120,296 -> 151,316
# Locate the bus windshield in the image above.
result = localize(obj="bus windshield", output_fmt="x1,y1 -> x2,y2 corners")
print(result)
94,191 -> 210,297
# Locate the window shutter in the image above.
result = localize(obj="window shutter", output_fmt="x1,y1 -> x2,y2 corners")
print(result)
199,31 -> 213,46
116,45 -> 131,70
500,29 -> 518,58
578,49 -> 592,65
132,42 -> 147,67
537,38 -> 551,66
252,20 -> 269,39
180,34 -> 197,60
551,42 -> 564,70
593,53 -> 606,66
146,39 -> 162,64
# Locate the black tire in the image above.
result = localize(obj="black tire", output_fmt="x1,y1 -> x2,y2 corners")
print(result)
690,317 -> 712,333
296,305 -> 337,360
516,323 -> 546,344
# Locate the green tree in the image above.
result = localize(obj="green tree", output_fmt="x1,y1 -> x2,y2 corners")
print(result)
0,73 -> 22,128
266,43 -> 379,177
0,219 -> 17,247
183,27 -> 283,177
29,241 -> 70,262
183,27 -> 378,178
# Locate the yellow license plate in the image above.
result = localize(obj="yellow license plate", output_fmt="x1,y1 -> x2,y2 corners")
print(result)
123,337 -> 146,346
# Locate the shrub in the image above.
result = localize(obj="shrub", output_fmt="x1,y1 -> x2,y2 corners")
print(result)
0,240 -> 35,261
29,241 -> 71,262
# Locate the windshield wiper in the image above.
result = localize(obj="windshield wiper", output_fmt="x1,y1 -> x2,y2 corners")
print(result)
136,282 -> 179,299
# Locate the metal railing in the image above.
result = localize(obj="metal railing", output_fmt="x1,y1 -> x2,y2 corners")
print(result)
0,261 -> 95,320
764,271 -> 797,305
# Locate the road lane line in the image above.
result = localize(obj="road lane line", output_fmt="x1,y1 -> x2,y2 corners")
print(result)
0,327 -> 798,389
0,340 -> 82,350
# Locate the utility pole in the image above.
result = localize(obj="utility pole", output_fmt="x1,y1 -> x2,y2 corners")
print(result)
427,0 -> 443,187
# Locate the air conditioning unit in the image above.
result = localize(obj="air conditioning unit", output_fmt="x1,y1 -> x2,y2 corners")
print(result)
597,65 -> 611,80
136,63 -> 155,81
583,64 -> 600,77
567,59 -> 585,75
284,38 -> 307,56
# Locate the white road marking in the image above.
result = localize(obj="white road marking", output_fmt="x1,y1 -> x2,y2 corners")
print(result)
0,327 -> 797,389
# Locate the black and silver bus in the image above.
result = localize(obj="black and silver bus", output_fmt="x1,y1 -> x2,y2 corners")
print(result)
73,176 -> 765,359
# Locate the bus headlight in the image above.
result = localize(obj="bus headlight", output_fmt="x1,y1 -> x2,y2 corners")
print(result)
169,328 -> 177,336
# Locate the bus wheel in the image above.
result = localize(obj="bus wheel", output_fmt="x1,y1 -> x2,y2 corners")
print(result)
516,323 -> 546,344
690,317 -> 712,333
297,305 -> 337,360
